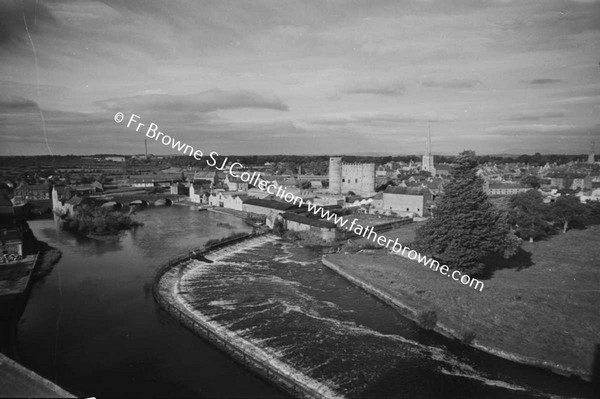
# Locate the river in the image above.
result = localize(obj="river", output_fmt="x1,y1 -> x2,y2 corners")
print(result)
17,206 -> 594,398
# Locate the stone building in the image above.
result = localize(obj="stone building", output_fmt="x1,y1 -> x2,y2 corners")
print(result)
379,186 -> 432,217
328,157 -> 375,196
279,212 -> 340,243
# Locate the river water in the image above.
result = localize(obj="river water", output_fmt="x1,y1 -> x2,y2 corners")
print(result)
18,207 -> 594,398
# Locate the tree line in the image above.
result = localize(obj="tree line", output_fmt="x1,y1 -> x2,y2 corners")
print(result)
412,151 -> 599,276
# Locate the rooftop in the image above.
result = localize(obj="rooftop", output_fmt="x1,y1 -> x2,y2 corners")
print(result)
243,198 -> 300,211
384,186 -> 427,195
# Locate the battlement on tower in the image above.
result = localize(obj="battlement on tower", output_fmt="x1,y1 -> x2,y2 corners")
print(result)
328,157 -> 375,196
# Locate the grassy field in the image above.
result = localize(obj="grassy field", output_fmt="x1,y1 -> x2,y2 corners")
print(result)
325,224 -> 600,380
349,222 -> 419,248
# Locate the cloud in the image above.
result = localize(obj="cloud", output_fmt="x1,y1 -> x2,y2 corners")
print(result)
525,78 -> 563,85
508,110 -> 565,121
0,0 -> 56,45
484,123 -> 586,133
345,81 -> 405,96
0,95 -> 38,111
95,90 -> 289,114
302,111 -> 456,128
421,78 -> 482,89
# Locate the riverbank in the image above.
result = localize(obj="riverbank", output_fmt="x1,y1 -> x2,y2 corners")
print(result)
0,353 -> 74,397
154,234 -> 340,399
322,225 -> 600,382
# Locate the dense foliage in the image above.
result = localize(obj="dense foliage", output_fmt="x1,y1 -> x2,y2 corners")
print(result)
550,195 -> 589,233
507,192 -> 598,240
508,190 -> 553,242
59,205 -> 141,236
412,151 -> 520,274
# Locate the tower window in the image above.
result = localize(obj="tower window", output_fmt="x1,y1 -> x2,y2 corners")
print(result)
342,178 -> 345,182
355,178 -> 358,183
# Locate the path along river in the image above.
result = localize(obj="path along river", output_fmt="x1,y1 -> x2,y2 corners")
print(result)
17,206 -> 594,398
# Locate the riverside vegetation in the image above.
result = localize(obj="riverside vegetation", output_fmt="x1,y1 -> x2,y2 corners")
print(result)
56,205 -> 142,237
325,150 -> 600,381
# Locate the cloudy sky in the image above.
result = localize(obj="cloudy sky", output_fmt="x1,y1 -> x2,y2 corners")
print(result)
1,0 -> 599,156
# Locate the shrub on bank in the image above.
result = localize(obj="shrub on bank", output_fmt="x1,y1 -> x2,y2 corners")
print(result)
57,205 -> 142,236
461,329 -> 476,345
416,309 -> 437,330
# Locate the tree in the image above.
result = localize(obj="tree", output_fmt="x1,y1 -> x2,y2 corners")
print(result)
550,195 -> 588,233
508,190 -> 553,242
521,175 -> 541,189
375,180 -> 396,192
412,151 -> 520,274
585,200 -> 600,225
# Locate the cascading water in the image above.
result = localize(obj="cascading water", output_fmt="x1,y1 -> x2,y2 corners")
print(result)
161,235 -> 588,399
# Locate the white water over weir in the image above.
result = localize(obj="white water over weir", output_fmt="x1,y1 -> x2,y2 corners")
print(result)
156,235 -> 343,399
154,233 -> 580,399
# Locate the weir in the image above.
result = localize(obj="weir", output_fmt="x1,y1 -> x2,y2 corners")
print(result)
152,233 -> 585,399
154,234 -> 339,399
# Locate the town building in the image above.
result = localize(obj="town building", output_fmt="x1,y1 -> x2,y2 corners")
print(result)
170,182 -> 188,196
189,180 -> 213,203
242,198 -> 303,216
0,183 -> 23,259
193,171 -> 219,187
379,186 -> 432,217
279,212 -> 340,243
328,157 -> 375,196
105,156 -> 126,162
434,164 -> 453,177
483,181 -> 530,196
549,174 -> 592,190
208,192 -> 248,211
13,183 -> 50,204
131,179 -> 157,188
224,175 -> 249,192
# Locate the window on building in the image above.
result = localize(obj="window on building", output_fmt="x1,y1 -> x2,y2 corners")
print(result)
406,208 -> 409,211
342,178 -> 345,182
355,178 -> 358,183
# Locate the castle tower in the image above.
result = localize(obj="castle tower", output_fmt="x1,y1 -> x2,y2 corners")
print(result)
328,157 -> 342,194
588,139 -> 595,164
422,121 -> 436,176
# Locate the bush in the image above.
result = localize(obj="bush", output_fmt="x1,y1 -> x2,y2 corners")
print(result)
360,242 -> 380,250
416,309 -> 437,330
461,330 -> 476,345
58,205 -> 142,236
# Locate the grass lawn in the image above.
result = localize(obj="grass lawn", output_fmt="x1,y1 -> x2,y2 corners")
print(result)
349,221 -> 419,248
324,224 -> 600,380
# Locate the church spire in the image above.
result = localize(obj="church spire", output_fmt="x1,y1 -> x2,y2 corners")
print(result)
427,119 -> 432,156
422,120 -> 436,177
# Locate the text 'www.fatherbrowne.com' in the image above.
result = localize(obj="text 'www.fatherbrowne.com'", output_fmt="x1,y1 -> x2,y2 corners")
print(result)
114,112 -> 484,292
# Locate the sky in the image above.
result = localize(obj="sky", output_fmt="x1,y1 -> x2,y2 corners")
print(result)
1,0 -> 599,156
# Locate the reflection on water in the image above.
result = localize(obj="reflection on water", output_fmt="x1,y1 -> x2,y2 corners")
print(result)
18,207 -> 284,398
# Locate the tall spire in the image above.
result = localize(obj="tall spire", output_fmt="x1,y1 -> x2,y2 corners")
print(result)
422,120 -> 436,176
427,120 -> 432,156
